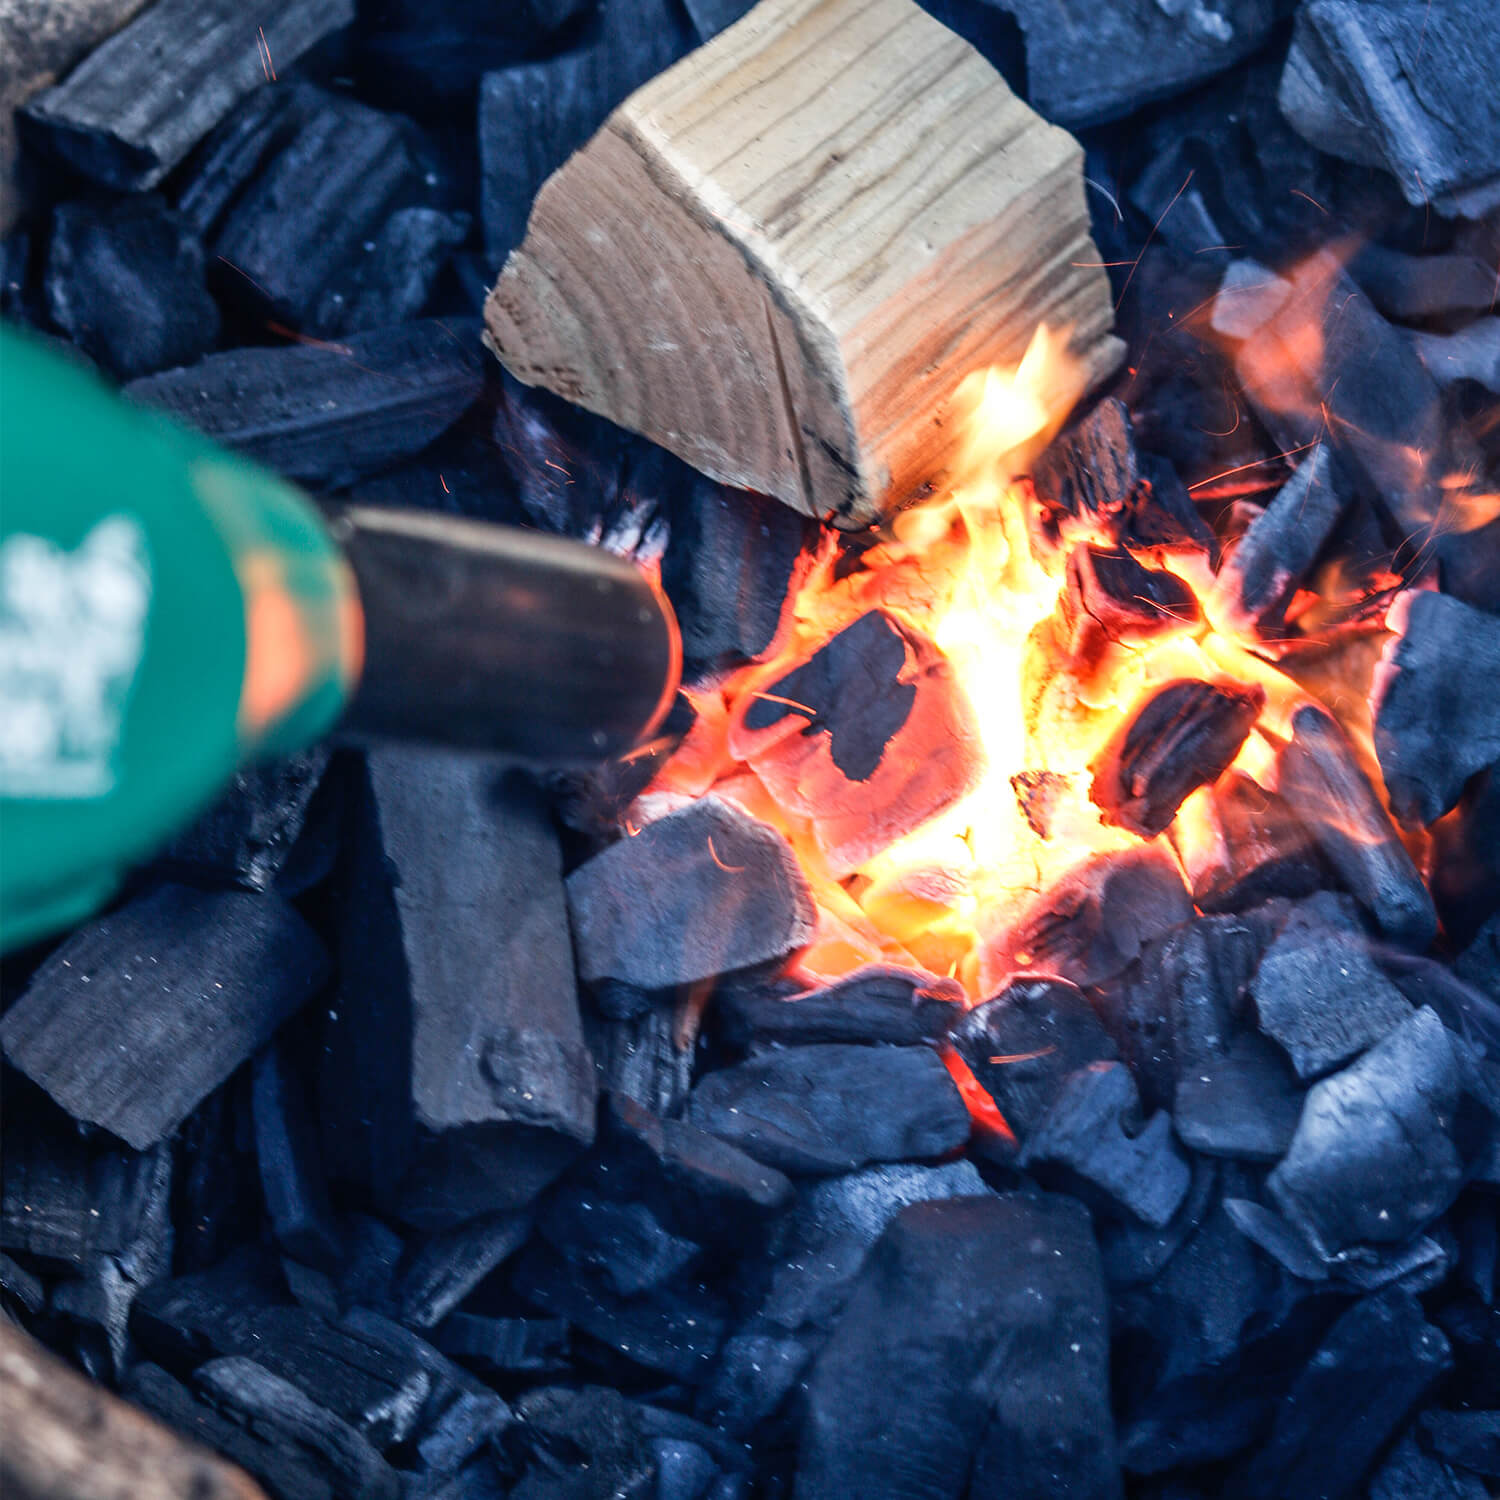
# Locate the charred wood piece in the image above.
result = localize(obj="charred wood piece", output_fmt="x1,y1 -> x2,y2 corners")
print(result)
1219,443 -> 1345,626
948,976 -> 1117,1141
1375,590 -> 1500,828
1090,678 -> 1265,838
433,1316 -> 569,1378
566,796 -> 816,989
0,883 -> 328,1150
1277,703 -> 1437,949
45,195 -> 219,379
126,319 -> 484,491
581,996 -> 695,1119
211,91 -> 452,336
323,750 -> 594,1230
1280,0 -> 1500,215
1065,545 -> 1200,660
687,1043 -> 970,1176
395,1210 -> 532,1331
20,0 -> 355,191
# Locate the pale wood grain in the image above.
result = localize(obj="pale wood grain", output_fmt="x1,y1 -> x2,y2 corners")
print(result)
487,0 -> 1121,525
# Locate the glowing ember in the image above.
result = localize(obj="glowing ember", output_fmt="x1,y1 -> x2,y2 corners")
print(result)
645,322 -> 1413,998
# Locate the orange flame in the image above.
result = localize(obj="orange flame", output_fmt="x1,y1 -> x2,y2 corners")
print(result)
648,322 -> 1400,1000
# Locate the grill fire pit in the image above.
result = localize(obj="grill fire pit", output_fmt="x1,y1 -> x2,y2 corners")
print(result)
2,1 -> 1499,1498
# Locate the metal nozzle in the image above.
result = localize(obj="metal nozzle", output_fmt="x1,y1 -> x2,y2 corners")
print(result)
328,506 -> 681,764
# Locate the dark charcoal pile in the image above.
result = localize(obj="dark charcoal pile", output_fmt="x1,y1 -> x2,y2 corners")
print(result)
3,1 -> 1500,1497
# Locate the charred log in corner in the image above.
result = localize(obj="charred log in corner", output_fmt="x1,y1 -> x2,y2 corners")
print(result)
0,1320 -> 267,1500
1090,679 -> 1265,838
486,0 -> 1121,526
1277,703 -> 1437,949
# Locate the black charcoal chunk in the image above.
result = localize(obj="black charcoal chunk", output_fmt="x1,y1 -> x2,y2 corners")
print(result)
583,999 -> 695,1119
949,976 -> 1117,1140
252,1040 -> 342,1269
1221,444 -> 1345,623
0,1252 -> 44,1315
1376,591 -> 1500,827
196,1356 -> 401,1499
1098,1154 -> 1218,1291
1,883 -> 327,1149
566,797 -> 816,989
1090,679 -> 1264,839
539,1186 -> 700,1297
323,750 -> 594,1229
1280,0 -> 1500,213
213,91 -> 448,335
158,748 -> 330,892
1233,1291 -> 1450,1500
742,610 -> 916,780
687,1043 -> 969,1176
396,1210 -> 533,1330
1278,704 -> 1437,948
127,1361 -> 345,1500
323,207 -> 470,335
45,195 -> 219,379
478,0 -> 695,267
1,1078 -> 170,1266
1419,1410 -> 1500,1478
797,1193 -> 1120,1500
1268,1008 -> 1467,1252
1020,1062 -> 1191,1228
991,845 -> 1195,989
598,1093 -> 795,1226
510,1243 -> 728,1382
660,477 -> 813,674
416,1386 -> 512,1475
1413,319 -> 1500,393
1457,913 -> 1500,1006
1190,772 -> 1325,915
1166,917 -> 1305,1160
1369,1431 -> 1489,1500
1251,906 -> 1411,1080
717,965 -> 964,1050
20,0 -> 355,190
435,1314 -> 569,1376
125,318 -> 484,490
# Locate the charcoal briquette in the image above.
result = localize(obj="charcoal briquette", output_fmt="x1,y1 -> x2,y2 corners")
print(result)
948,975 -> 1118,1141
1019,1062 -> 1192,1229
0,883 -> 329,1150
1268,1007 -> 1468,1252
1251,904 -> 1412,1080
797,1192 -> 1120,1500
566,796 -> 816,990
44,194 -> 219,379
1232,1290 -> 1451,1500
687,1043 -> 969,1177
20,0 -> 355,191
1375,590 -> 1500,828
126,318 -> 485,491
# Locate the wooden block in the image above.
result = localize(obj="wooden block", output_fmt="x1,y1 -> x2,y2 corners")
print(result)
485,0 -> 1122,527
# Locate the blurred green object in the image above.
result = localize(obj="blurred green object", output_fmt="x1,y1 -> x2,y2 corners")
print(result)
0,329 -> 359,950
